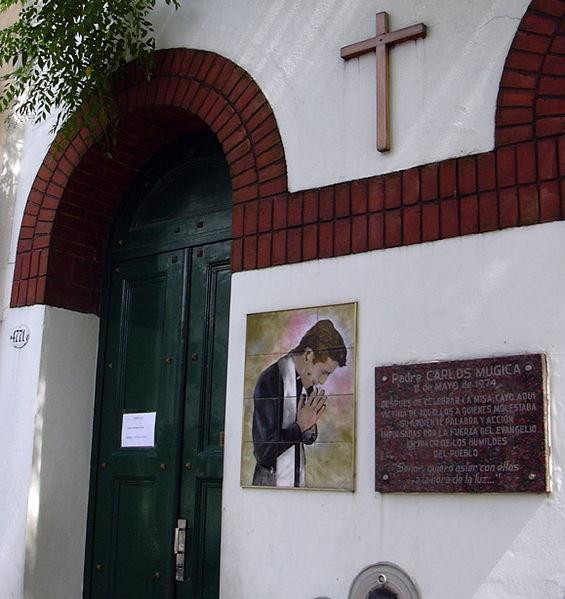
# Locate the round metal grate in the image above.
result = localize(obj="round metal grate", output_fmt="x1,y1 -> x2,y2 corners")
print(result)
349,562 -> 420,599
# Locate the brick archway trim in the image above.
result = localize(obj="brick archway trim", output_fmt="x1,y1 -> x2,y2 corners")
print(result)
496,0 -> 565,146
11,48 -> 288,312
11,0 -> 565,314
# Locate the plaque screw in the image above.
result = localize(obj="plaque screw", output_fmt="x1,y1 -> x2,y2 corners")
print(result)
382,474 -> 389,481
191,353 -> 198,362
377,573 -> 387,584
107,362 -> 113,369
525,364 -> 532,371
160,463 -> 167,470
117,239 -> 123,246
165,357 -> 173,364
528,473 -> 536,480
95,564 -> 102,572
101,462 -> 107,469
382,375 -> 388,382
114,267 -> 120,272
154,571 -> 161,579
185,462 -> 192,470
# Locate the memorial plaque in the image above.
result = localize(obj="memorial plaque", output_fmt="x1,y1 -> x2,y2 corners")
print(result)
375,354 -> 549,493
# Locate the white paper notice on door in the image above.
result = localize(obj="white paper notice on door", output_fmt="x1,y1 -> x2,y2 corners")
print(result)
121,412 -> 156,448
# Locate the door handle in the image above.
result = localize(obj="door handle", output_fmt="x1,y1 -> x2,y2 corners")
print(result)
174,519 -> 187,581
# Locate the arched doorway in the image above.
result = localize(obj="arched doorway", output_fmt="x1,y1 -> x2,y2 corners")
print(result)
84,132 -> 232,598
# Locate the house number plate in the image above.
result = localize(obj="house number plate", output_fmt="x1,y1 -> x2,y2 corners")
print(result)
10,325 -> 30,348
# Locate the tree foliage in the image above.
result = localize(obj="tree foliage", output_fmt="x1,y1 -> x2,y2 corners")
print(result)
0,0 -> 179,138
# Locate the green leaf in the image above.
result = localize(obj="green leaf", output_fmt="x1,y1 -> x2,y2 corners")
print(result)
0,0 -> 181,141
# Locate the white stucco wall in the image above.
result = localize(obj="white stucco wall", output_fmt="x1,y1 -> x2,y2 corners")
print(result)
154,0 -> 529,191
222,222 -> 565,599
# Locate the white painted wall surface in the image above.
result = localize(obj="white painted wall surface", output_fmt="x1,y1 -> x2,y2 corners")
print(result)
222,222 -> 565,599
154,0 -> 529,191
0,306 -> 98,599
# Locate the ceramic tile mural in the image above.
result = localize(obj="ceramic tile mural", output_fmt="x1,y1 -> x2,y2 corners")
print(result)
241,303 -> 356,490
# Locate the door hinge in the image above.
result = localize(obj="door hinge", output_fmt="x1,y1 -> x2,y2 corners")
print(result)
174,518 -> 187,581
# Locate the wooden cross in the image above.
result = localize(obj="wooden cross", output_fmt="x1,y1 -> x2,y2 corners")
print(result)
341,12 -> 427,152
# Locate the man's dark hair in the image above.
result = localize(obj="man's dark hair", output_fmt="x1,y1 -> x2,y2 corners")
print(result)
291,319 -> 347,367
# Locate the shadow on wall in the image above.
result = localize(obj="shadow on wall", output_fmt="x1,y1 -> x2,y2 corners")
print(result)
375,244 -> 563,598
0,115 -> 23,315
210,0 -> 528,169
23,308 -> 98,599
0,4 -> 24,315
344,459 -> 551,598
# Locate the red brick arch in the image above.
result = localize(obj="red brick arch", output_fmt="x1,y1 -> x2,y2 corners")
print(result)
496,0 -> 565,146
11,48 -> 288,313
11,1 -> 565,314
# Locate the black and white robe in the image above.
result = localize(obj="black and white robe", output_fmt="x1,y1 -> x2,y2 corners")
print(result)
252,354 -> 317,487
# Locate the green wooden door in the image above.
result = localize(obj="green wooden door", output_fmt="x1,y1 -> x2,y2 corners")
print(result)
88,239 -> 230,598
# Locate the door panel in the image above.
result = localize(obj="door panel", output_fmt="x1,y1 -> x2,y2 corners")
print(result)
89,251 -> 186,598
193,480 -> 222,599
179,240 -> 231,598
112,477 -> 161,597
121,275 -> 168,411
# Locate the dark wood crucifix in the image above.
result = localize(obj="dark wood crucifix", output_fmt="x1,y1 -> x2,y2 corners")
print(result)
341,12 -> 427,152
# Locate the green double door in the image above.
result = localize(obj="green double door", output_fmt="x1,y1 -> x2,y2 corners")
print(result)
87,239 -> 230,598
